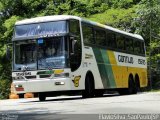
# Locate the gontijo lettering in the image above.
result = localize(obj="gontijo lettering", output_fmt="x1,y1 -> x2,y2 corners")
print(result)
118,55 -> 134,64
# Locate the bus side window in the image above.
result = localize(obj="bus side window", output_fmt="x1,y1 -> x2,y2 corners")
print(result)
116,35 -> 125,50
141,42 -> 145,55
69,20 -> 80,35
107,32 -> 117,49
134,40 -> 141,55
125,38 -> 133,53
95,29 -> 106,46
69,20 -> 82,72
82,23 -> 94,45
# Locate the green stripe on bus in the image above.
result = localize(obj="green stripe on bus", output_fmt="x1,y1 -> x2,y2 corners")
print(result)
37,70 -> 53,75
93,47 -> 108,88
101,49 -> 116,88
93,47 -> 116,88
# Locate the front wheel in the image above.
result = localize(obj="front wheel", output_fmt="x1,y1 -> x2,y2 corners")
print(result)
82,74 -> 95,98
95,90 -> 104,97
39,93 -> 46,101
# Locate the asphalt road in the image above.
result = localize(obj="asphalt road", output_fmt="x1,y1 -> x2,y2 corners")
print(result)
0,92 -> 160,120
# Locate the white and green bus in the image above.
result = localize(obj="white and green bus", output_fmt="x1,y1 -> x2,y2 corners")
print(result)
12,15 -> 147,101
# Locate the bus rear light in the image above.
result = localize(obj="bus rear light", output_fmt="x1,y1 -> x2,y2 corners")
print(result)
15,87 -> 24,91
15,84 -> 24,91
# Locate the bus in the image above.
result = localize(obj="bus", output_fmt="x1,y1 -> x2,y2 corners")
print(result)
12,15 -> 147,101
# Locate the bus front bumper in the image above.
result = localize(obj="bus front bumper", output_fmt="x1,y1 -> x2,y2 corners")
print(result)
13,77 -> 72,94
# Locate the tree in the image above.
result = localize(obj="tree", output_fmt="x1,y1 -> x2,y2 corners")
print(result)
134,0 -> 160,89
134,0 -> 160,45
89,7 -> 136,33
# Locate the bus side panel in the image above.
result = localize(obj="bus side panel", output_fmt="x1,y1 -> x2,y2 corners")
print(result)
109,51 -> 148,88
93,48 -> 125,89
69,46 -> 105,90
141,69 -> 148,87
82,47 -> 105,89
92,48 -> 148,89
107,50 -> 125,88
92,47 -> 117,89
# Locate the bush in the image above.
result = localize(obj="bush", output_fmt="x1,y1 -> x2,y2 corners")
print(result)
0,79 -> 11,99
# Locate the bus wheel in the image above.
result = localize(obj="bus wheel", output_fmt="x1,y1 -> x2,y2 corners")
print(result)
128,76 -> 136,94
82,73 -> 95,98
118,76 -> 136,95
95,90 -> 104,97
135,75 -> 140,93
118,89 -> 128,95
39,93 -> 46,101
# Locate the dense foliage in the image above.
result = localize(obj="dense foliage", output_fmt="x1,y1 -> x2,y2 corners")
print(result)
0,0 -> 160,99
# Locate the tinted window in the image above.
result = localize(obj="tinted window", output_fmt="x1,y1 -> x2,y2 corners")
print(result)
116,35 -> 125,50
134,40 -> 141,54
95,29 -> 106,46
125,38 -> 133,53
69,20 -> 82,72
107,32 -> 116,49
69,20 -> 80,35
82,23 -> 94,44
15,21 -> 67,38
141,42 -> 145,55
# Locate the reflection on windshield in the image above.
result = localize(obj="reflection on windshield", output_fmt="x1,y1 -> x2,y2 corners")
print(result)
13,37 -> 68,71
15,21 -> 67,38
38,37 -> 67,70
14,40 -> 37,71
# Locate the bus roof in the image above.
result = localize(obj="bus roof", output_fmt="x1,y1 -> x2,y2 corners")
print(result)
82,19 -> 144,41
15,15 -> 144,41
15,15 -> 81,25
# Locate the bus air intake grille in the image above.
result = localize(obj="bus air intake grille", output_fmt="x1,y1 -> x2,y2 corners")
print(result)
39,75 -> 51,78
25,76 -> 36,79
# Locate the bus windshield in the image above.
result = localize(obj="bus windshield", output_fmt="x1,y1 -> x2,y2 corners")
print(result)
37,37 -> 68,70
14,40 -> 37,71
13,37 -> 68,71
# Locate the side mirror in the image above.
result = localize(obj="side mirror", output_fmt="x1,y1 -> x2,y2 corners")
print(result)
157,60 -> 160,64
72,40 -> 77,54
6,43 -> 12,60
70,37 -> 77,55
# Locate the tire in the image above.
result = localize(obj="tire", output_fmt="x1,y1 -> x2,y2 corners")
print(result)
118,88 -> 128,95
118,76 -> 136,95
39,93 -> 46,101
82,74 -> 95,98
128,77 -> 136,94
135,76 -> 140,92
133,81 -> 138,94
95,90 -> 104,97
